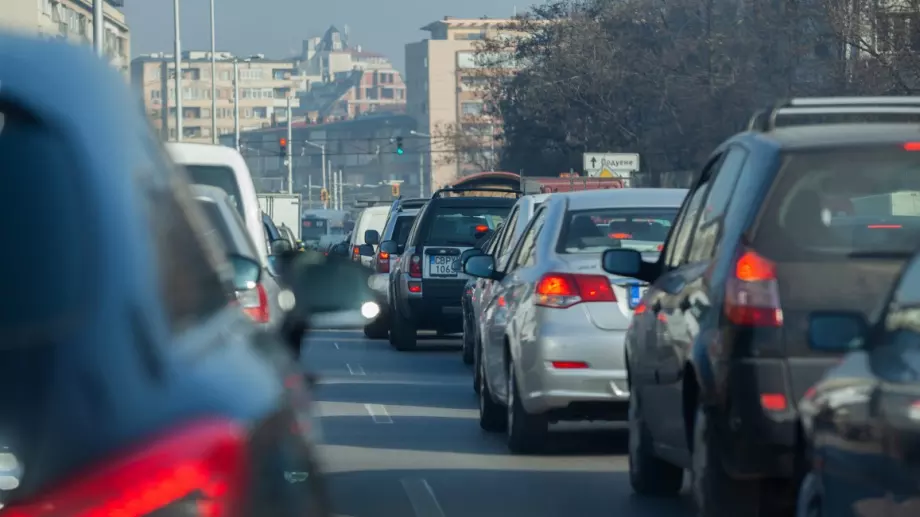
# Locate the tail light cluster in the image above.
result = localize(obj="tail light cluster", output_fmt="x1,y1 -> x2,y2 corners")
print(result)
376,250 -> 390,273
408,255 -> 422,278
0,419 -> 248,517
724,247 -> 783,327
535,273 -> 615,308
237,283 -> 270,323
352,246 -> 360,262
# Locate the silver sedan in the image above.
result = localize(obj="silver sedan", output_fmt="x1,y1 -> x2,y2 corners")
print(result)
464,188 -> 687,453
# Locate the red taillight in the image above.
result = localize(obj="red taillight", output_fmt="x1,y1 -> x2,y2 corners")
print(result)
352,246 -> 360,261
904,142 -> 920,151
408,282 -> 422,293
535,273 -> 615,308
409,255 -> 422,278
1,419 -> 247,517
376,251 -> 390,273
551,361 -> 588,369
238,283 -> 269,323
724,248 -> 783,327
656,244 -> 664,251
474,224 -> 489,233
760,393 -> 787,411
634,302 -> 647,314
609,232 -> 632,239
868,224 -> 901,229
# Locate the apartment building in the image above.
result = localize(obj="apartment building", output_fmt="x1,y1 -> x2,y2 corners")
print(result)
132,52 -> 302,143
1,0 -> 130,74
405,17 -> 516,189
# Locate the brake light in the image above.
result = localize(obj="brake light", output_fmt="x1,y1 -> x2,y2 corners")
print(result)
409,255 -> 422,278
475,224 -> 489,233
376,250 -> 390,273
0,419 -> 248,517
724,248 -> 783,327
237,283 -> 269,323
657,244 -> 664,251
868,224 -> 901,229
535,273 -> 615,308
904,142 -> 920,151
634,302 -> 647,314
609,233 -> 632,239
760,393 -> 787,411
352,246 -> 360,261
551,361 -> 588,369
408,282 -> 422,293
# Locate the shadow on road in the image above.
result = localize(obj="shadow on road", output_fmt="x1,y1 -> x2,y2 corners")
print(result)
322,468 -> 692,517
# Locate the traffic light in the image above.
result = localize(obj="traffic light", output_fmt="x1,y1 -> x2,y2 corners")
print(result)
279,138 -> 287,155
392,183 -> 400,197
395,136 -> 404,155
320,188 -> 328,203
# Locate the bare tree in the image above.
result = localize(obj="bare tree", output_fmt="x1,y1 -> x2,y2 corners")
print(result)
430,121 -> 498,173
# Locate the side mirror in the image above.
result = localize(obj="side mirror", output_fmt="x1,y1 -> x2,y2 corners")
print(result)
358,244 -> 375,257
464,255 -> 501,280
270,238 -> 293,255
365,229 -> 380,245
460,248 -> 483,267
379,240 -> 398,255
602,248 -> 642,277
227,254 -> 261,291
808,312 -> 867,352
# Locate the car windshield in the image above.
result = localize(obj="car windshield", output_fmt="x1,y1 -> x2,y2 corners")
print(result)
184,165 -> 243,217
558,207 -> 678,253
755,147 -> 920,258
425,205 -> 511,246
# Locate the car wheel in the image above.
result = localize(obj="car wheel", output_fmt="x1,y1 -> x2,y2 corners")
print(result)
389,306 -> 417,351
473,336 -> 482,394
691,405 -> 764,516
506,363 -> 547,454
363,311 -> 389,340
627,389 -> 683,495
478,358 -> 505,432
795,472 -> 822,517
461,314 -> 474,365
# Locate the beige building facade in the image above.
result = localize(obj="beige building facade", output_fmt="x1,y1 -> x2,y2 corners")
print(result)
1,0 -> 130,74
405,17 -> 514,189
132,52 -> 302,143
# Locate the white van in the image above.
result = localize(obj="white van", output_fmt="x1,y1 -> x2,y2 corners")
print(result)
349,205 -> 390,268
165,143 -> 271,266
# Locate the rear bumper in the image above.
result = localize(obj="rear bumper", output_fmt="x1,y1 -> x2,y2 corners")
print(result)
722,357 -> 839,478
400,278 -> 466,331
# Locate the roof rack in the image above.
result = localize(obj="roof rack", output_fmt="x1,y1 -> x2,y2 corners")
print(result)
748,97 -> 920,132
431,186 -> 523,199
396,197 -> 428,210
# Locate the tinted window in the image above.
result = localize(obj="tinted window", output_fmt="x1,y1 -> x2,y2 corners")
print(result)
196,200 -> 237,253
302,217 -> 328,239
509,208 -> 547,270
0,104 -> 90,344
557,208 -> 678,254
393,215 -> 416,246
755,148 -> 920,258
424,205 -> 510,246
185,165 -> 243,216
686,147 -> 746,262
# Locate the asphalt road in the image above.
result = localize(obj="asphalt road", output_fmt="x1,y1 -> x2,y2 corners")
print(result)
304,329 -> 694,517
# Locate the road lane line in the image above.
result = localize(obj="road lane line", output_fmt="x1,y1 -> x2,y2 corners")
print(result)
334,342 -> 340,350
400,478 -> 445,517
364,404 -> 393,423
345,363 -> 365,376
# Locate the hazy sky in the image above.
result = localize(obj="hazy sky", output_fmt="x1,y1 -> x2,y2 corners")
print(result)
124,0 -> 525,71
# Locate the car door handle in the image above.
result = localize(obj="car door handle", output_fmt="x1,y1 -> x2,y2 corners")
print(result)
679,297 -> 691,311
651,300 -> 662,313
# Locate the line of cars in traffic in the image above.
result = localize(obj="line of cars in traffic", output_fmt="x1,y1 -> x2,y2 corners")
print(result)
350,97 -> 920,516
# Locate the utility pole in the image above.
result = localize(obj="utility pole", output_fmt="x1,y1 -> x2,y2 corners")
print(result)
92,1 -> 104,58
489,121 -> 495,171
326,159 -> 332,209
172,0 -> 183,141
307,176 -> 313,209
233,59 -> 240,151
337,170 -> 344,210
286,95 -> 293,194
419,152 -> 425,197
209,0 -> 217,143
330,167 -> 337,211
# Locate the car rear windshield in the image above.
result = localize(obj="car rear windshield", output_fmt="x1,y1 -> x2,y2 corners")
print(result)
424,205 -> 511,246
557,207 -> 678,253
1,103 -> 90,345
196,200 -> 237,253
302,218 -> 328,239
754,147 -> 920,259
184,165 -> 243,216
393,215 -> 416,246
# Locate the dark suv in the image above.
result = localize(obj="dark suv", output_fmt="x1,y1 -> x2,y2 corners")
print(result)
383,187 -> 518,350
601,97 -> 920,516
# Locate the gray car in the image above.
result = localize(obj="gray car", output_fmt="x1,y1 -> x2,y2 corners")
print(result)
192,184 -> 285,330
464,188 -> 687,453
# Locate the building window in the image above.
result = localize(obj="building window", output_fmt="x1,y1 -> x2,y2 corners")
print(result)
183,127 -> 202,138
461,102 -> 484,116
220,70 -> 231,80
252,107 -> 267,118
381,88 -> 394,99
273,88 -> 289,99
272,69 -> 293,80
150,90 -> 161,99
182,68 -> 201,80
239,68 -> 263,80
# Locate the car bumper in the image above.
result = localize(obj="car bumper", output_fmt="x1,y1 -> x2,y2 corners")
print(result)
517,328 -> 629,417
369,273 -> 388,296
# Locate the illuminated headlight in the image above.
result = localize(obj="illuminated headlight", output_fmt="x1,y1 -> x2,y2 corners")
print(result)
0,454 -> 17,472
361,301 -> 380,319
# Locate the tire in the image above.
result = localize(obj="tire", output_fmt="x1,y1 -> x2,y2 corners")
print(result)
506,363 -> 547,454
627,390 -> 683,496
363,314 -> 389,340
795,472 -> 822,517
461,315 -> 475,365
691,406 -> 765,517
390,306 -> 417,351
472,336 -> 482,394
478,357 -> 505,432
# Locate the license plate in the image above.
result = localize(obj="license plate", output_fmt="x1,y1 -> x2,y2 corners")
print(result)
629,284 -> 646,309
429,255 -> 458,277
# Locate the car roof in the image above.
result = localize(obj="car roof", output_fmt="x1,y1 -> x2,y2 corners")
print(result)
397,198 -> 428,208
362,205 -> 391,215
190,184 -> 231,200
527,193 -> 552,203
745,123 -> 920,150
560,188 -> 688,210
165,142 -> 250,168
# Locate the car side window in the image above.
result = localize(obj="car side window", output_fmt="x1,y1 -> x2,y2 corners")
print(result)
508,208 -> 547,271
405,205 -> 427,246
136,136 -> 232,334
493,206 -> 520,268
685,146 -> 748,263
665,155 -> 722,269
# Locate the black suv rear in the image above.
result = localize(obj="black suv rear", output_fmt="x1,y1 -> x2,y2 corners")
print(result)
601,97 -> 920,515
383,187 -> 518,350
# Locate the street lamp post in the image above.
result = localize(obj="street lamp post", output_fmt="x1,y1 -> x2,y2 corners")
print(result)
92,1 -> 104,58
209,0 -> 217,143
172,0 -> 183,141
303,140 -> 326,207
233,58 -> 239,150
409,130 -> 430,197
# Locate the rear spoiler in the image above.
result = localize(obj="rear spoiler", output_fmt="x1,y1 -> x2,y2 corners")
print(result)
431,186 -> 523,199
